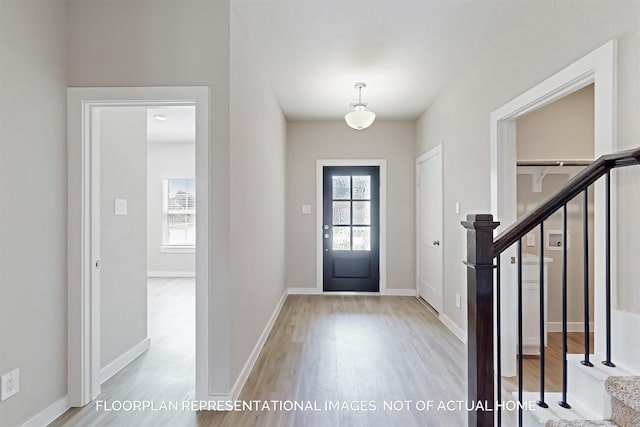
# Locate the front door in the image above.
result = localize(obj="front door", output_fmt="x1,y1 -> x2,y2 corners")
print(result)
323,166 -> 380,292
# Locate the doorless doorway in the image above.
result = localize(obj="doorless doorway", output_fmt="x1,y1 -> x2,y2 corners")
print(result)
67,87 -> 210,406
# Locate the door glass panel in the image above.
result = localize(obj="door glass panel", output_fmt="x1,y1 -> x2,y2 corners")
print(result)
332,226 -> 351,250
352,176 -> 371,200
352,201 -> 370,225
332,201 -> 351,225
332,176 -> 351,200
352,227 -> 370,251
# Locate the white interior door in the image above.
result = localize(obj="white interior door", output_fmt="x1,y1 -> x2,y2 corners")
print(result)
416,145 -> 443,312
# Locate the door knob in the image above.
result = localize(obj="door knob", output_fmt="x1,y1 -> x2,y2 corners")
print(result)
433,240 -> 440,246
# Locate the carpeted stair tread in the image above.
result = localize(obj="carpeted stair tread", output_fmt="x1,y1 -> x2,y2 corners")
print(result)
605,376 -> 640,412
545,420 -> 617,426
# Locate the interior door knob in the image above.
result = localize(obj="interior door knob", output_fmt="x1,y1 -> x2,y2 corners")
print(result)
433,240 -> 440,246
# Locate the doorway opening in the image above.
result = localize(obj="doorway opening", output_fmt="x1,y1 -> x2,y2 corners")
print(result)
490,40 -> 616,377
67,87 -> 210,406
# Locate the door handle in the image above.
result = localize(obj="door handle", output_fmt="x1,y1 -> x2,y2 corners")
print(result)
433,240 -> 440,246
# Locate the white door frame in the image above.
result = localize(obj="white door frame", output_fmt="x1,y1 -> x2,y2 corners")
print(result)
415,145 -> 444,313
315,159 -> 387,294
491,40 -> 617,376
67,87 -> 210,405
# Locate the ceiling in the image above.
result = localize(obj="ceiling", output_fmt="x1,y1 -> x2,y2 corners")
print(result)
232,1 -> 531,121
147,106 -> 195,143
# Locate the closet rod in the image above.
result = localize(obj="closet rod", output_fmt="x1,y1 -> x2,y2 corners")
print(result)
517,160 -> 592,167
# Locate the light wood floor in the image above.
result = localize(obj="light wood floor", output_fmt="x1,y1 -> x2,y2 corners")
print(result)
51,277 -> 198,426
52,291 -> 468,426
502,332 -> 594,394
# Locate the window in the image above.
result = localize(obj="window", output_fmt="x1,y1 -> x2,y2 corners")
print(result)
331,175 -> 371,251
162,178 -> 196,251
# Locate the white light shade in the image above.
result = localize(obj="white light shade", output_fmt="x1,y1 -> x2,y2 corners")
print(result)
345,109 -> 376,130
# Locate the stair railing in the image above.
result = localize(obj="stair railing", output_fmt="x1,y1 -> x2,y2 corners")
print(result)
462,147 -> 640,427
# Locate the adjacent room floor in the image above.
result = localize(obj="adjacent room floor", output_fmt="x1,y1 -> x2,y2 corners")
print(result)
53,289 -> 468,426
51,277 -> 197,426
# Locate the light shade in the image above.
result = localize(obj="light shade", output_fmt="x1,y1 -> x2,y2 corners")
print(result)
345,108 -> 376,130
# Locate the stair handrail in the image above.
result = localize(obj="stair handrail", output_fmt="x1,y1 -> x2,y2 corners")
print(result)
493,146 -> 640,255
462,145 -> 640,427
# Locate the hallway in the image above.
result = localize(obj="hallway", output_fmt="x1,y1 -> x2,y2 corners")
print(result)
53,292 -> 467,426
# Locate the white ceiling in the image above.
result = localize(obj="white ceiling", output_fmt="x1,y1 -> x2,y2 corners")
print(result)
147,106 -> 195,143
232,1 -> 527,120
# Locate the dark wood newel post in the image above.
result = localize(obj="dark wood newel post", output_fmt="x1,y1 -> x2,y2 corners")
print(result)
462,214 -> 500,427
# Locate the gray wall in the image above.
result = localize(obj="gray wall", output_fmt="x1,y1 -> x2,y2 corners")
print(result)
0,2 -> 68,426
416,1 -> 640,334
516,84 -> 595,325
286,121 -> 416,291
517,84 -> 594,161
517,175 -> 594,324
230,11 -> 287,383
67,0 -> 234,394
146,141 -> 196,275
99,107 -> 148,369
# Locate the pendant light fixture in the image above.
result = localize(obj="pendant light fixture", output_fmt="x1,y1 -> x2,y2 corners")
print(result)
345,82 -> 376,130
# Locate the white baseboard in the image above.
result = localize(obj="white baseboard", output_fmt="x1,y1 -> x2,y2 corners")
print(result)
440,313 -> 466,343
229,291 -> 288,401
147,271 -> 195,278
382,288 -> 417,296
288,287 -> 321,295
100,337 -> 151,384
547,321 -> 594,333
21,394 -> 70,427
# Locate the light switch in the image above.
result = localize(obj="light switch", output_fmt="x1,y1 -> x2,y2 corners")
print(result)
455,202 -> 460,214
301,204 -> 312,214
114,199 -> 128,216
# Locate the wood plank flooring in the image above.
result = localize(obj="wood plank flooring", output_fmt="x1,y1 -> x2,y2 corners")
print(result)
51,277 -> 197,427
201,295 -> 467,427
502,332 -> 594,393
52,292 -> 468,426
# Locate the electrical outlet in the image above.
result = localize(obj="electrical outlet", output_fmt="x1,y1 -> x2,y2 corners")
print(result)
455,294 -> 461,309
1,369 -> 20,401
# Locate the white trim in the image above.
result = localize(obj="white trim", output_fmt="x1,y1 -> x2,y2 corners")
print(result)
288,287 -> 322,295
415,145 -> 444,313
147,271 -> 196,278
100,338 -> 151,384
315,159 -> 387,294
20,395 -> 70,427
67,86 -> 210,405
547,322 -> 594,333
440,313 -> 466,343
382,288 -> 417,297
229,291 -> 288,401
490,40 -> 617,377
160,246 -> 196,253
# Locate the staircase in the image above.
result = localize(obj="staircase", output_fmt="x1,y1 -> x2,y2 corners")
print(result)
462,147 -> 640,427
523,356 -> 640,426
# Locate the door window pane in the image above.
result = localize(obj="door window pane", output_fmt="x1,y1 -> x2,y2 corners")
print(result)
352,227 -> 371,251
352,201 -> 370,225
332,201 -> 351,225
352,176 -> 371,200
332,226 -> 351,250
332,176 -> 351,200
